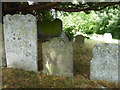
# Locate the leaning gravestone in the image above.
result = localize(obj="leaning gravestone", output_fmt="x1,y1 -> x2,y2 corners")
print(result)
74,35 -> 85,44
90,43 -> 120,83
3,14 -> 38,72
42,37 -> 73,77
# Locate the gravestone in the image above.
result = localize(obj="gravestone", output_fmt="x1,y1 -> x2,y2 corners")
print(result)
38,20 -> 52,36
104,33 -> 112,43
3,14 -> 38,72
0,23 -> 6,67
74,35 -> 85,44
90,43 -> 120,83
37,19 -> 62,40
52,19 -> 62,36
42,37 -> 73,77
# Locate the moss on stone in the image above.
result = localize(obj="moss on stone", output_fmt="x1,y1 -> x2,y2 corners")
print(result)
38,19 -> 62,36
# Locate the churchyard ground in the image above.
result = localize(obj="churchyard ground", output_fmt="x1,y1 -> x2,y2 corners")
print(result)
2,39 -> 120,88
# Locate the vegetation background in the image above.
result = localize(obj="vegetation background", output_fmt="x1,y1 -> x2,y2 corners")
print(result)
60,5 -> 120,40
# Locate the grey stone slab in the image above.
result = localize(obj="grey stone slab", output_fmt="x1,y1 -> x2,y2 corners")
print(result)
3,14 -> 38,72
90,43 -> 120,83
42,37 -> 73,77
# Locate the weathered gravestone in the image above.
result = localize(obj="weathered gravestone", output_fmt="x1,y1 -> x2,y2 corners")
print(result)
74,35 -> 85,44
37,19 -> 62,40
42,37 -> 73,77
90,43 -> 120,83
104,33 -> 112,43
3,14 -> 38,72
0,23 -> 6,67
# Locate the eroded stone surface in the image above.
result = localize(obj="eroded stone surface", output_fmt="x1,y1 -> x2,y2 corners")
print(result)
3,14 -> 38,72
42,37 -> 73,77
90,43 -> 120,83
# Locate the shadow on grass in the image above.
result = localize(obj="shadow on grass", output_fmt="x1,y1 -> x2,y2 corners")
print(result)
73,41 -> 93,79
38,40 -> 43,71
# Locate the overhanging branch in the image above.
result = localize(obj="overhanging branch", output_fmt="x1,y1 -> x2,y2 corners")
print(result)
3,2 -> 120,14
4,2 -> 62,13
51,2 -> 120,12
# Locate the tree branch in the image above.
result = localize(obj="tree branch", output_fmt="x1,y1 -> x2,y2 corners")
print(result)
4,2 -> 62,13
52,2 -> 120,12
4,2 -> 120,14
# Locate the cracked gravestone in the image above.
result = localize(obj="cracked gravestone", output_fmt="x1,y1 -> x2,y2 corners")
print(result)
90,43 -> 120,83
42,37 -> 73,77
3,14 -> 38,72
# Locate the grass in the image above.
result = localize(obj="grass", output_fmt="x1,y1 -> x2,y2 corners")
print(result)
2,39 -> 120,88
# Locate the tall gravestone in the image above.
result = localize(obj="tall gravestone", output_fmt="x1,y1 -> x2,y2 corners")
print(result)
90,43 -> 120,83
3,14 -> 38,72
42,37 -> 73,77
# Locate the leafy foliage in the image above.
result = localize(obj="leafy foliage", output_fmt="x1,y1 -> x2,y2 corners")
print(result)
61,5 -> 120,39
